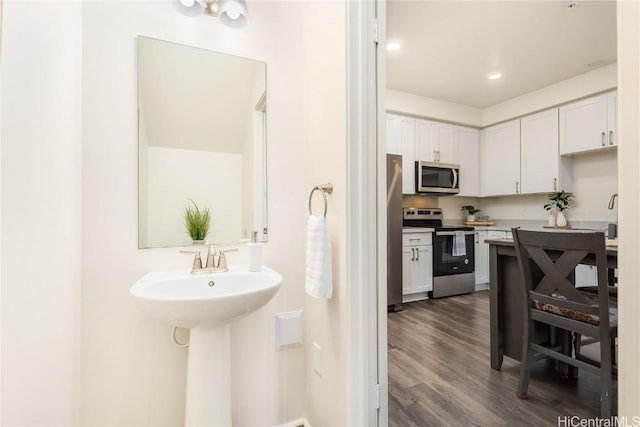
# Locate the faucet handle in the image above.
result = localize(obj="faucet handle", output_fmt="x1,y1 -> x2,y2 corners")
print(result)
180,250 -> 203,271
216,248 -> 239,270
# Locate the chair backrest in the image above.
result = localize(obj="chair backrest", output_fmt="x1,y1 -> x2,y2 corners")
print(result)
511,228 -> 610,328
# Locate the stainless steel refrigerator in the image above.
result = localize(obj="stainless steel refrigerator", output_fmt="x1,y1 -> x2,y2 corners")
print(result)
387,154 -> 403,311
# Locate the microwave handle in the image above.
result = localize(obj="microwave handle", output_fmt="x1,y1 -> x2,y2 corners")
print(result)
451,168 -> 458,189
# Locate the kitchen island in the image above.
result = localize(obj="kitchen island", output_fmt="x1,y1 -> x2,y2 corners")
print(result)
487,237 -> 618,371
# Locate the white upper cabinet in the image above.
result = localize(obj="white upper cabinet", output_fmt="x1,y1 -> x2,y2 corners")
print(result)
481,119 -> 521,196
415,119 -> 456,164
606,91 -> 618,148
386,113 -> 416,194
559,90 -> 618,155
520,108 -> 572,194
455,126 -> 480,197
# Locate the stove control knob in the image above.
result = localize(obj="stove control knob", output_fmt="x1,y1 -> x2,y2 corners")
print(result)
464,259 -> 469,265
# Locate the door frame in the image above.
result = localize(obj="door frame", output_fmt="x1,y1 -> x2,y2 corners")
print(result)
346,0 -> 388,425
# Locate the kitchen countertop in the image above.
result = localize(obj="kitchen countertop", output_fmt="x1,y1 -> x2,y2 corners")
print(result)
443,219 -> 613,235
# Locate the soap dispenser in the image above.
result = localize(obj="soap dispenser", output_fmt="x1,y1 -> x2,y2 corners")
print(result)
248,231 -> 264,272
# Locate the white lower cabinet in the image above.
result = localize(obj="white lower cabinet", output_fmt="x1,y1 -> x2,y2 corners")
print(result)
474,230 -> 489,286
402,232 -> 433,301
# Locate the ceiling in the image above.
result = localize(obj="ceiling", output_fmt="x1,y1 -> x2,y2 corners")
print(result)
386,1 -> 617,109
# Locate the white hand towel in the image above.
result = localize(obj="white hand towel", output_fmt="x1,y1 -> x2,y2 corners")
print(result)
305,215 -> 333,299
452,230 -> 466,257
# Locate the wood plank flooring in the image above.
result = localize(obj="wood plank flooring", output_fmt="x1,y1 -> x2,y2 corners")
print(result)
388,291 -> 610,426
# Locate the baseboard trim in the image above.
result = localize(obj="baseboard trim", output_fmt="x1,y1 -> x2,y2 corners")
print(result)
279,418 -> 310,427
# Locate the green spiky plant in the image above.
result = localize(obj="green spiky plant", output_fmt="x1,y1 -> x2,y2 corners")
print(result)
184,199 -> 211,242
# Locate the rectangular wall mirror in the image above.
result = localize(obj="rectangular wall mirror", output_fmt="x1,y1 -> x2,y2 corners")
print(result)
138,36 -> 267,249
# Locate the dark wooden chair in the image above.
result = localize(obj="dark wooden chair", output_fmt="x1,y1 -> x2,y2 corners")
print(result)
511,228 -> 617,419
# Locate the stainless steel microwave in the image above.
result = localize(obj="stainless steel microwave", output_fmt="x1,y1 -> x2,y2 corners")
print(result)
415,161 -> 460,194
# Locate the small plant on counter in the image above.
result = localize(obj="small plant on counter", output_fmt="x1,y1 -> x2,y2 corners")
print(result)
461,205 -> 481,215
461,205 -> 481,222
184,199 -> 211,243
543,191 -> 574,212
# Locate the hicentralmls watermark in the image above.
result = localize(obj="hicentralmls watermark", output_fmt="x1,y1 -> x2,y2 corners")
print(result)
558,416 -> 640,427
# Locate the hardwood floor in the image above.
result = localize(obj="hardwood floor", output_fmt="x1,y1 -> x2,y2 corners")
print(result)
388,291 -> 611,426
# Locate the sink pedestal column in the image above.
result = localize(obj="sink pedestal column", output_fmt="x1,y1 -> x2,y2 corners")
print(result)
185,324 -> 232,426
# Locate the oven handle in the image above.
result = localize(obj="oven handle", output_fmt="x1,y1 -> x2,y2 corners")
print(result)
435,231 -> 475,236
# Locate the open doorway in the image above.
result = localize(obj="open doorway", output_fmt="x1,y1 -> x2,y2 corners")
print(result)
382,1 -> 618,424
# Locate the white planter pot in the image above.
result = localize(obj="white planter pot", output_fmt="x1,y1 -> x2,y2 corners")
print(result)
467,214 -> 476,222
547,211 -> 557,227
556,211 -> 568,227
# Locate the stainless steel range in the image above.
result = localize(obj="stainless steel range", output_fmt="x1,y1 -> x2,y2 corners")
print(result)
403,208 -> 476,298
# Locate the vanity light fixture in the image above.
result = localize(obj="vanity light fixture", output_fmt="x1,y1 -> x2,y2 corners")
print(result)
173,0 -> 248,28
487,72 -> 503,80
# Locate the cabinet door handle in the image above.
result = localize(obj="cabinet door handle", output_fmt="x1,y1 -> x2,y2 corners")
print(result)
601,131 -> 606,146
609,130 -> 615,146
409,238 -> 421,242
475,232 -> 479,244
433,150 -> 437,161
416,247 -> 419,261
411,248 -> 415,261
437,150 -> 440,162
516,181 -> 519,194
553,178 -> 557,191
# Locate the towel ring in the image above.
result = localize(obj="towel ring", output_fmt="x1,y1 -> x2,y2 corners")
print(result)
308,183 -> 333,218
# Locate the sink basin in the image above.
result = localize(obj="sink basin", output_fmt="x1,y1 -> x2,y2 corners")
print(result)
131,265 -> 282,328
131,265 -> 282,426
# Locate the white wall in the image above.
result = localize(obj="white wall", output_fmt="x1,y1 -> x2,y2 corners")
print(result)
302,1 -> 348,425
1,1 -> 82,425
81,1 -> 306,425
387,89 -> 482,126
616,0 -> 640,417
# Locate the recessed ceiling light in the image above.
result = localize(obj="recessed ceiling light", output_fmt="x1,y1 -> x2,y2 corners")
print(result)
566,2 -> 578,10
387,42 -> 401,52
488,72 -> 503,80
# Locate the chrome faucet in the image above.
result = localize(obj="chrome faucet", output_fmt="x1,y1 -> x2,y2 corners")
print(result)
181,245 -> 238,274
608,193 -> 618,210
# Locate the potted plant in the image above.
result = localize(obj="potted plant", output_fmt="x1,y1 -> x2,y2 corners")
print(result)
544,191 -> 574,227
461,205 -> 481,222
184,199 -> 211,244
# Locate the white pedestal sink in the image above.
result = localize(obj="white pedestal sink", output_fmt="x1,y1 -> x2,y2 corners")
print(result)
131,265 -> 282,426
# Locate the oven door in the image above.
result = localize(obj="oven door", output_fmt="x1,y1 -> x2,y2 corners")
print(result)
415,161 -> 460,194
433,231 -> 475,276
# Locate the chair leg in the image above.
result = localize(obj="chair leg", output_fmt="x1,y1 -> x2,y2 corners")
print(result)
559,330 -> 572,380
600,335 -> 613,418
517,322 -> 534,399
610,337 -> 617,366
570,332 -> 580,379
